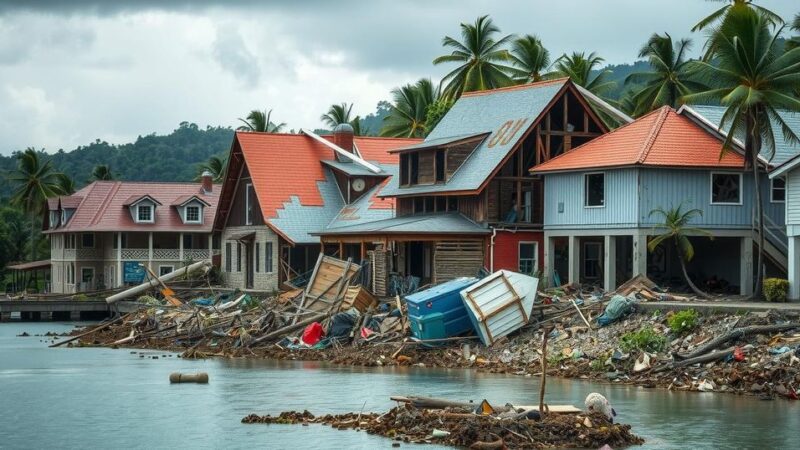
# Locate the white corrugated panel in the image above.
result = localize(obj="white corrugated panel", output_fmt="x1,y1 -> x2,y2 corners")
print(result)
460,270 -> 538,346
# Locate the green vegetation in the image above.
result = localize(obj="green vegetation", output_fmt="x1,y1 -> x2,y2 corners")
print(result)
648,203 -> 713,298
620,327 -> 667,353
763,278 -> 789,302
668,309 -> 699,334
380,79 -> 441,138
237,109 -> 286,133
89,164 -> 115,181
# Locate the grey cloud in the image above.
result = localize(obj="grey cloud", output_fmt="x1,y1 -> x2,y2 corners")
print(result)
212,26 -> 260,86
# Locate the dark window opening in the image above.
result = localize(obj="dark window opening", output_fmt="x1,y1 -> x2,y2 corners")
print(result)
410,153 -> 419,185
236,242 -> 242,272
435,196 -> 446,212
265,242 -> 273,273
711,173 -> 741,204
414,197 -> 424,213
400,154 -> 409,185
447,197 -> 458,211
772,178 -> 786,202
183,234 -> 193,250
435,150 -> 446,182
424,196 -> 434,212
585,173 -> 604,207
255,242 -> 260,273
81,233 -> 94,248
225,242 -> 232,272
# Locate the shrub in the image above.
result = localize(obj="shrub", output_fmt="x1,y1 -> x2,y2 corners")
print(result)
620,327 -> 666,353
74,294 -> 89,302
763,278 -> 789,303
667,309 -> 699,334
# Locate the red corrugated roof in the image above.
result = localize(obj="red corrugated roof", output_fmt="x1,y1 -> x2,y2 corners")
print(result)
532,106 -> 744,173
46,181 -> 220,233
235,132 -> 420,220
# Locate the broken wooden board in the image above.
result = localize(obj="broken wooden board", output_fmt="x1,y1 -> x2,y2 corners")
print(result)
342,285 -> 377,314
301,255 -> 361,313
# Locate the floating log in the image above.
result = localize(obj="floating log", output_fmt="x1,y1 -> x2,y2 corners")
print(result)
169,372 -> 209,384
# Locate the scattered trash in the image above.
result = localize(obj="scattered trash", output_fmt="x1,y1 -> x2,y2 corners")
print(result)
597,295 -> 635,326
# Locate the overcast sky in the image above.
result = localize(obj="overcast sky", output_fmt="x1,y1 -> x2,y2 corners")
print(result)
0,0 -> 796,155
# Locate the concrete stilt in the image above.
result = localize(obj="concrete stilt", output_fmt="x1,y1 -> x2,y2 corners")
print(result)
543,236 -> 555,287
568,235 -> 580,284
633,234 -> 648,277
789,236 -> 800,301
740,236 -> 754,296
604,235 -> 616,291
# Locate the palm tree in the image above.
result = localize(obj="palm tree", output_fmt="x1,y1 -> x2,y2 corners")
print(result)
433,15 -> 515,99
551,52 -> 616,97
683,7 -> 800,298
380,79 -> 440,138
7,148 -> 61,260
787,13 -> 800,50
195,155 -> 227,182
320,103 -> 353,128
53,173 -> 75,195
90,164 -> 114,181
691,0 -> 783,32
648,204 -> 713,298
237,109 -> 286,133
509,34 -> 551,83
624,33 -> 706,116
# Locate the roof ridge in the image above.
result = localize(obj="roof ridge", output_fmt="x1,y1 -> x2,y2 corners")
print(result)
89,181 -> 121,226
460,77 -> 569,97
636,107 -> 672,164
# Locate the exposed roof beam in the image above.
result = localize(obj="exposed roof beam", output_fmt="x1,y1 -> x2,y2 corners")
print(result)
300,128 -> 382,174
574,85 -> 633,124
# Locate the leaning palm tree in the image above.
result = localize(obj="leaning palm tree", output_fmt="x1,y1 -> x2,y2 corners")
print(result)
380,78 -> 440,138
683,7 -> 800,298
7,148 -> 61,260
433,15 -> 515,99
691,0 -> 783,32
648,204 -> 713,298
89,164 -> 114,181
625,33 -> 706,116
508,34 -> 551,83
53,173 -> 75,195
551,52 -> 616,97
195,155 -> 227,182
237,109 -> 286,133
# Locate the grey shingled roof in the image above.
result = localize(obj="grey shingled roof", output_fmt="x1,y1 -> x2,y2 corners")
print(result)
389,132 -> 489,152
326,169 -> 397,231
687,105 -> 800,166
380,79 -> 568,197
317,212 -> 490,236
270,169 -> 344,244
321,160 -> 392,177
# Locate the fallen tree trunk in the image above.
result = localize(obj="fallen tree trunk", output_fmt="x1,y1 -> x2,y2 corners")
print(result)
248,312 -> 327,347
106,260 -> 211,304
674,323 -> 800,360
655,346 -> 735,373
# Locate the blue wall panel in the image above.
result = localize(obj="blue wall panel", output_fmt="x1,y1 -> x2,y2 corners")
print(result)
544,168 -> 638,229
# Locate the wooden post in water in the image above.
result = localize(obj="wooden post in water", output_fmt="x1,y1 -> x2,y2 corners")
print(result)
539,325 -> 554,415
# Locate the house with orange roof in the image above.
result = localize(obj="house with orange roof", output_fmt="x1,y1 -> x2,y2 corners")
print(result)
532,106 -> 788,295
318,78 -> 630,290
212,124 -> 420,291
43,174 -> 220,294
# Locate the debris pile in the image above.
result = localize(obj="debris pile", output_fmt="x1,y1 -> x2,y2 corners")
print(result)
241,397 -> 643,449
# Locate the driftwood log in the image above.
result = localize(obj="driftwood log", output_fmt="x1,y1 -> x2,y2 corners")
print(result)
49,312 -> 133,347
655,346 -> 736,372
675,323 -> 800,360
247,312 -> 327,347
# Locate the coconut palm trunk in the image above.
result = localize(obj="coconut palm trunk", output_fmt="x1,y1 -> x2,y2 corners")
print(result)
674,240 -> 709,298
748,111 -> 765,299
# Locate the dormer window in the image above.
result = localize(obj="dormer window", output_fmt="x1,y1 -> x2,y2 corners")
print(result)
61,209 -> 74,225
137,204 -> 153,223
186,205 -> 201,223
49,211 -> 59,228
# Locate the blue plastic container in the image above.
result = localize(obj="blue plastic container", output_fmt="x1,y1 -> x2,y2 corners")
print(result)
404,277 -> 478,341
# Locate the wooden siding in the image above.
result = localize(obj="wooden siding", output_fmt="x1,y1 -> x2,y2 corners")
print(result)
226,164 -> 265,227
433,240 -> 484,283
418,150 -> 435,184
446,142 -> 476,179
543,169 -> 639,229
458,193 -> 486,223
543,167 -> 784,230
786,171 -> 800,225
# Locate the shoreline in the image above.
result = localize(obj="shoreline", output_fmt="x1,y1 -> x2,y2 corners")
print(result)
62,305 -> 800,401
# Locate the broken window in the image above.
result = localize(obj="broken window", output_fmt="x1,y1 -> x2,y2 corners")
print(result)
435,150 -> 446,182
584,173 -> 604,207
711,173 -> 741,204
771,177 -> 785,202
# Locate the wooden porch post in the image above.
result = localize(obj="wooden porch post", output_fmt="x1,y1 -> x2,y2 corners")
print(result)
360,241 -> 366,261
116,232 -> 122,288
338,241 -> 344,258
179,232 -> 184,265
148,232 -> 153,271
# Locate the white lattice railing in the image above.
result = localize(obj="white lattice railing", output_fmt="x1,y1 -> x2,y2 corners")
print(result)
76,248 -> 100,259
184,249 -> 211,261
121,248 -> 149,260
63,249 -> 76,259
153,249 -> 181,260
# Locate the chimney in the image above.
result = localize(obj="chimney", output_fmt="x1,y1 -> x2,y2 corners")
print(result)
201,170 -> 213,194
332,123 -> 354,153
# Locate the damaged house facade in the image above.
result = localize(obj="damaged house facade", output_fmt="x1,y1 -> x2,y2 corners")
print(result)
44,175 -> 220,294
532,105 -> 789,295
319,78 -> 628,291
213,125 -> 420,292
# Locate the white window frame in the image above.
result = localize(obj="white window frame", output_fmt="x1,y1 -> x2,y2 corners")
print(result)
518,241 -> 539,275
770,177 -> 786,203
61,209 -> 70,225
49,211 -> 59,228
245,183 -> 253,225
137,204 -> 155,223
158,265 -> 174,276
265,241 -> 274,273
583,172 -> 605,208
184,204 -> 202,224
710,172 -> 743,206
80,267 -> 94,284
